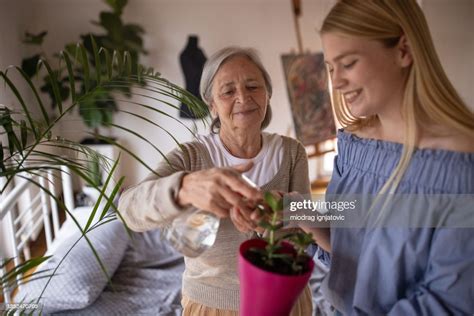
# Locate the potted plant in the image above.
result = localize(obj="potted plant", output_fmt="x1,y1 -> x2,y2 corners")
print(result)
19,0 -> 150,203
21,0 -> 147,140
238,192 -> 315,316
0,36 -> 207,313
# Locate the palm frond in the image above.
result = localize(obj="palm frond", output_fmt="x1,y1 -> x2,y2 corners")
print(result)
1,42 -> 208,306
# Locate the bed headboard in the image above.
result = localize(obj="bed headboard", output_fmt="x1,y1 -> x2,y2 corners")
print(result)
0,166 -> 74,304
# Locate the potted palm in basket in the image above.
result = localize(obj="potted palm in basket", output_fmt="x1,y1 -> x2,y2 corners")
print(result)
238,192 -> 315,316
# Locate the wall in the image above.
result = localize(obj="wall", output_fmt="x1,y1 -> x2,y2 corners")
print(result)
1,0 -> 473,189
17,0 -> 335,187
0,0 -> 31,258
0,0 -> 48,123
424,0 -> 474,108
117,0 -> 338,186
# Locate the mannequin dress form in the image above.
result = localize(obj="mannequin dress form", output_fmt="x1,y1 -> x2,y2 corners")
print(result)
179,35 -> 208,119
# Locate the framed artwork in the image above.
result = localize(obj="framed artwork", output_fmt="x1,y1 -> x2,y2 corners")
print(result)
281,53 -> 336,146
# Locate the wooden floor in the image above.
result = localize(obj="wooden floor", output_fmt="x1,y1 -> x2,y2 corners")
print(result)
1,208 -> 66,303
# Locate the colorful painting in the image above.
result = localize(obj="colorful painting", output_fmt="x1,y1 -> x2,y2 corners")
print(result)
281,53 -> 336,146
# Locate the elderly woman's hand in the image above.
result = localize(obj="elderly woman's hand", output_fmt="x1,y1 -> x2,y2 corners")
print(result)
230,206 -> 258,233
177,162 -> 262,219
229,190 -> 286,233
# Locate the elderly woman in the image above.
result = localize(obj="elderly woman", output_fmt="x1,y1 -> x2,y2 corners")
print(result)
118,47 -> 312,315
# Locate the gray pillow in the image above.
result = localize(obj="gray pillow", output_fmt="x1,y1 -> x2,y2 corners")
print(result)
17,218 -> 129,314
122,228 -> 183,268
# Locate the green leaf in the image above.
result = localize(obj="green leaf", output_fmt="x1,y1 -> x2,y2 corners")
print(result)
80,105 -> 103,129
123,23 -> 145,36
88,155 -> 102,186
94,135 -> 159,176
79,44 -> 91,92
0,72 -> 38,140
40,74 -> 70,110
64,43 -> 79,61
99,12 -> 123,41
15,66 -> 49,127
123,37 -> 143,51
0,107 -> 21,155
123,51 -> 132,78
2,256 -> 51,283
104,0 -> 128,15
291,232 -> 314,246
103,108 -> 114,126
265,243 -> 281,254
277,197 -> 284,212
258,221 -> 274,231
0,142 -> 5,172
23,31 -> 48,45
101,47 -> 113,80
110,122 -> 174,165
99,176 -> 125,221
1,32 -> 223,298
112,50 -> 123,75
59,50 -> 77,103
269,253 -> 294,260
118,109 -> 182,147
264,191 -> 280,212
21,54 -> 41,78
84,156 -> 121,231
20,120 -> 28,148
78,88 -> 115,129
91,36 -> 102,85
39,62 -> 66,113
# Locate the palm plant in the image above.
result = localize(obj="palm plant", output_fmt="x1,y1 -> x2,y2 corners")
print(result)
21,0 -> 148,139
0,40 -> 208,313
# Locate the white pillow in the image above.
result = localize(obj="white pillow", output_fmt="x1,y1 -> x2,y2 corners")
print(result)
17,219 -> 129,314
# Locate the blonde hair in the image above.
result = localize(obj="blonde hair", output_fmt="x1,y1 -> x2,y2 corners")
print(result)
322,0 -> 474,194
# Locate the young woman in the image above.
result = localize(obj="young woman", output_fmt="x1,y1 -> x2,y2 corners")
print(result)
306,0 -> 474,314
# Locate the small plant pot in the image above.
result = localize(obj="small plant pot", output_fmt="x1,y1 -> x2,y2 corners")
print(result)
238,239 -> 314,316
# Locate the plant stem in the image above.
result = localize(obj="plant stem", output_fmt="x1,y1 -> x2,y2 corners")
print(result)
269,210 -> 278,246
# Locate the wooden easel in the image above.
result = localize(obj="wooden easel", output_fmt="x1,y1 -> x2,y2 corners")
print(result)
291,0 -> 336,191
307,140 -> 335,191
292,0 -> 304,54
307,142 -> 334,159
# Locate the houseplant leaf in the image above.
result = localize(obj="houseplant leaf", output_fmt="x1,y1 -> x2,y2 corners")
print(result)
104,0 -> 128,16
21,54 -> 41,78
23,31 -> 48,45
1,33 -> 209,311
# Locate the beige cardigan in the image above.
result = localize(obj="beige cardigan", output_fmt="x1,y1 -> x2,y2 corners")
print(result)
118,135 -> 310,310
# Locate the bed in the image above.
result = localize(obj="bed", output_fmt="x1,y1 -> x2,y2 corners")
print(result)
17,219 -> 185,315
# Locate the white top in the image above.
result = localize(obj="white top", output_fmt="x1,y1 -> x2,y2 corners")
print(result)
196,132 -> 283,187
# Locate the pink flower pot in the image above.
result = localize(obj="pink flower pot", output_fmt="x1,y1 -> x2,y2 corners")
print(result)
238,239 -> 314,316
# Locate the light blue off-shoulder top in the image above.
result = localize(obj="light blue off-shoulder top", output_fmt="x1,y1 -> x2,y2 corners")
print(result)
319,130 -> 474,315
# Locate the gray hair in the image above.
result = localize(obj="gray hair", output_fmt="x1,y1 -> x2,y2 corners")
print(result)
199,46 -> 273,133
